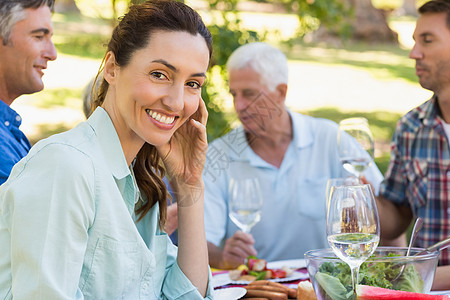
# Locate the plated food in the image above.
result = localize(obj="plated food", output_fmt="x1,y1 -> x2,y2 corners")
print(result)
213,256 -> 312,299
229,256 -> 295,282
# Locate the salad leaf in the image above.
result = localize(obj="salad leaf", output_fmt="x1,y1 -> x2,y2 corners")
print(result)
246,255 -> 258,262
249,270 -> 267,280
394,264 -> 424,293
358,258 -> 395,289
319,262 -> 352,288
315,272 -> 350,300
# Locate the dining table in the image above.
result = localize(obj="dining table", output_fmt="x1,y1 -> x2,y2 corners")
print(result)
211,258 -> 310,299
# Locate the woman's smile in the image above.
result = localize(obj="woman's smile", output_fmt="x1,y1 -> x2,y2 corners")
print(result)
146,109 -> 177,125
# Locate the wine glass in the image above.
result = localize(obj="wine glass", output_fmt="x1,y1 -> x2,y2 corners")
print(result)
337,117 -> 375,179
228,177 -> 263,233
326,184 -> 380,297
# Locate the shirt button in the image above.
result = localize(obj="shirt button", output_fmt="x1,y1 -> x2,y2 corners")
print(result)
15,115 -> 21,122
142,282 -> 149,290
4,121 -> 9,126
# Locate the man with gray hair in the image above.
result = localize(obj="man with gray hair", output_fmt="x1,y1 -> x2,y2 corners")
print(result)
203,42 -> 383,269
0,0 -> 57,185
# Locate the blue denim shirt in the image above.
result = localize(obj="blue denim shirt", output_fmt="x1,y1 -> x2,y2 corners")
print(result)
0,107 -> 213,299
0,100 -> 31,185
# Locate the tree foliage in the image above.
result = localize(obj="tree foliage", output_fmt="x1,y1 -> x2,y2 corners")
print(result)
276,0 -> 350,31
202,1 -> 262,140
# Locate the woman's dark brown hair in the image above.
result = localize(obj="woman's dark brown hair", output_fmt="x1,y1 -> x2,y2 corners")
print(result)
92,0 -> 212,229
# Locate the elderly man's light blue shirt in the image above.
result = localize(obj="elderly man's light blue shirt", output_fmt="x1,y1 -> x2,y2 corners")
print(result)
203,111 -> 383,261
0,107 -> 212,299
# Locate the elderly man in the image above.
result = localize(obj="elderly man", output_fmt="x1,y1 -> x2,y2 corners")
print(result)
203,42 -> 383,269
0,0 -> 57,184
376,0 -> 450,290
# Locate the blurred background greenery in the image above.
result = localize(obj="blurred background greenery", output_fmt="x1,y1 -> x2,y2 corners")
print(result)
17,0 -> 433,175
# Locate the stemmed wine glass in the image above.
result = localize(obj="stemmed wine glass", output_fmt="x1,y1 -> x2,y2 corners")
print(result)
337,117 -> 375,179
326,184 -> 380,297
228,177 -> 263,233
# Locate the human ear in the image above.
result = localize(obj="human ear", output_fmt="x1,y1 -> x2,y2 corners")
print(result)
103,51 -> 118,85
276,83 -> 288,100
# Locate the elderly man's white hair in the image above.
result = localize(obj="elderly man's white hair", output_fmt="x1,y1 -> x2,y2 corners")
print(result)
226,42 -> 288,92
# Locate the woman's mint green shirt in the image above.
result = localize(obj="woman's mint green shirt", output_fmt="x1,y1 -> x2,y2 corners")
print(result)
0,107 -> 213,299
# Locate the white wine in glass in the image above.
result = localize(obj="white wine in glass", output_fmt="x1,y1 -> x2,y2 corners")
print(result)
337,117 -> 375,178
326,184 -> 380,297
228,178 -> 263,233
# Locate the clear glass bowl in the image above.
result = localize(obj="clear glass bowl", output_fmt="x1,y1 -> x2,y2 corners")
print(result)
304,247 -> 439,299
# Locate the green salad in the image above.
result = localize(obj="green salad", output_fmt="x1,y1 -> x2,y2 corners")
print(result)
315,253 -> 424,300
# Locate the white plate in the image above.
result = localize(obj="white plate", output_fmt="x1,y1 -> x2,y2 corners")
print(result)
212,270 -> 309,288
268,271 -> 309,283
212,272 -> 234,288
213,287 -> 247,300
267,258 -> 307,270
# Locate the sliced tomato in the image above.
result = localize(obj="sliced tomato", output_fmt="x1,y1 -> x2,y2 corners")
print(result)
247,258 -> 267,271
269,268 -> 287,279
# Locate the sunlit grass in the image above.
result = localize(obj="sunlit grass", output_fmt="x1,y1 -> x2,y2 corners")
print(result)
299,107 -> 400,174
29,88 -> 82,109
52,12 -> 112,35
52,12 -> 111,59
54,34 -> 108,59
283,41 -> 416,83
300,107 -> 401,141
28,123 -> 74,145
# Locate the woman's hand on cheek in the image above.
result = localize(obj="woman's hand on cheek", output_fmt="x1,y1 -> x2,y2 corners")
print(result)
157,97 -> 208,191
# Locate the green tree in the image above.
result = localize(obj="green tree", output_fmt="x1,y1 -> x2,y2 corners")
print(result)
277,0 -> 349,31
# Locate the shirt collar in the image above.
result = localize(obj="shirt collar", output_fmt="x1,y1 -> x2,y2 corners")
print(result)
230,110 -> 313,167
0,100 -> 23,128
419,95 -> 441,127
87,107 -> 130,180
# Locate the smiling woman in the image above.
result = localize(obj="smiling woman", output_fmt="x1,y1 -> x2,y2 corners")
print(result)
0,0 -> 214,299
99,29 -> 209,154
